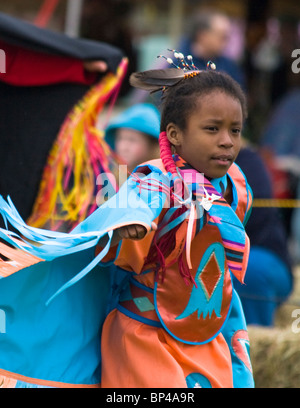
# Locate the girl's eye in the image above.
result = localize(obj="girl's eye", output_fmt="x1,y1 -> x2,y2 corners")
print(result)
205,126 -> 218,132
232,128 -> 241,135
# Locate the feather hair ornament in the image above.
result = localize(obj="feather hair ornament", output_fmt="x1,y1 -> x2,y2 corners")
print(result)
27,57 -> 128,232
129,68 -> 186,93
129,50 -> 216,93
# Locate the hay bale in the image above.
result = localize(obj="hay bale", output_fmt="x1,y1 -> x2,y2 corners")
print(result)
275,265 -> 300,328
246,265 -> 300,387
275,304 -> 297,328
248,325 -> 300,388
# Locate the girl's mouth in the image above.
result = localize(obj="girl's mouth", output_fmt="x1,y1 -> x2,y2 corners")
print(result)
211,155 -> 233,166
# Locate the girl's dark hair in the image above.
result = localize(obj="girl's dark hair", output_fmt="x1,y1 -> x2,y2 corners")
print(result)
160,70 -> 247,132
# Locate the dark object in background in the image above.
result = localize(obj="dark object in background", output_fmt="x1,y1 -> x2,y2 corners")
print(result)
0,12 -> 123,222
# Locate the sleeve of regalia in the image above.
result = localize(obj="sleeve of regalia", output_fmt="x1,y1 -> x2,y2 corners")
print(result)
220,289 -> 255,388
221,180 -> 255,388
0,168 -> 170,308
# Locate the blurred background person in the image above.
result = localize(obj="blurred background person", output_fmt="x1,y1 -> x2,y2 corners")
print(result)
104,103 -> 160,173
178,9 -> 246,89
103,102 -> 161,311
259,73 -> 300,265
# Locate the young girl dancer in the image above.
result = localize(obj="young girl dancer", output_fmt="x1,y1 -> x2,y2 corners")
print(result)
99,62 -> 254,388
0,57 -> 254,388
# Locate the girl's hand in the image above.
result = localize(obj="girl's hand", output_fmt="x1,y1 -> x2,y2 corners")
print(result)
117,224 -> 147,240
117,222 -> 157,241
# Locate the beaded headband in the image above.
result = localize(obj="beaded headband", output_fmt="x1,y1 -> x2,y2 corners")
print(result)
158,49 -> 216,71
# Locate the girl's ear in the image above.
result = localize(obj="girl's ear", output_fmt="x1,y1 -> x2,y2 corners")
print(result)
166,123 -> 182,147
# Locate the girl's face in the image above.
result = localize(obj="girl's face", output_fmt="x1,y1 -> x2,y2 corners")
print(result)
167,90 -> 243,179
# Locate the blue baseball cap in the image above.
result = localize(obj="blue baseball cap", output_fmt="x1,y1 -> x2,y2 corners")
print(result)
105,103 -> 161,150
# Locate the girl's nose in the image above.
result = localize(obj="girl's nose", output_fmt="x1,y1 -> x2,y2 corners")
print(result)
219,131 -> 234,148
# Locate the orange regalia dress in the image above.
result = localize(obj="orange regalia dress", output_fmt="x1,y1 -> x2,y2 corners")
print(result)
0,155 -> 253,388
100,155 -> 254,388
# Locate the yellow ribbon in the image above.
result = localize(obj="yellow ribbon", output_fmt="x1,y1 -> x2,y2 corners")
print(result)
253,199 -> 300,208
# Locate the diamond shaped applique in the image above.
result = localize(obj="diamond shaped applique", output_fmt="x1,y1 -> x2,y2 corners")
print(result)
198,252 -> 222,301
133,296 -> 155,312
176,243 -> 226,321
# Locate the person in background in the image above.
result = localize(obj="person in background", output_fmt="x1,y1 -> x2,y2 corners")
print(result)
233,139 -> 293,326
104,103 -> 160,173
179,9 -> 245,89
260,75 -> 300,247
104,102 -> 161,304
